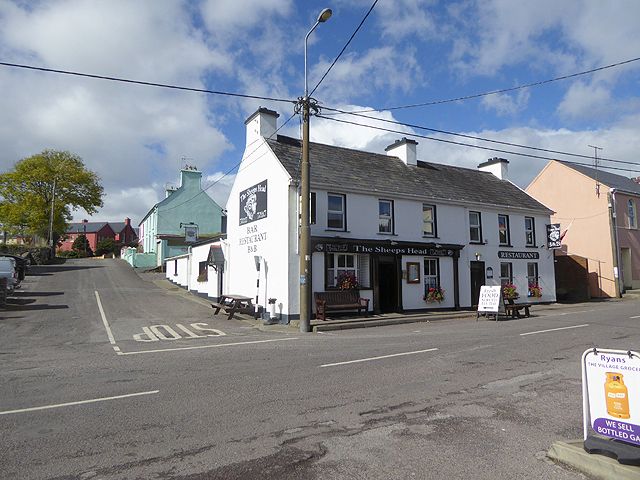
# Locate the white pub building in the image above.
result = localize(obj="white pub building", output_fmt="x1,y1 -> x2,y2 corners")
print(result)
222,108 -> 556,323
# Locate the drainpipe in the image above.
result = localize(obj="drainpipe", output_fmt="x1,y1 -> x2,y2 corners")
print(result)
608,189 -> 622,298
187,245 -> 192,292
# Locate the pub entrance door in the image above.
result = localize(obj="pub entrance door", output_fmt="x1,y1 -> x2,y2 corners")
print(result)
470,261 -> 485,307
377,255 -> 399,313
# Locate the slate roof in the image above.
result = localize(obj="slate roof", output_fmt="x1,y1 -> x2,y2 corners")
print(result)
267,135 -> 552,213
66,222 -> 112,234
110,222 -> 128,233
560,162 -> 640,195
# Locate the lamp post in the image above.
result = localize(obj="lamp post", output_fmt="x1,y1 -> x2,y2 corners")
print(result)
299,8 -> 332,333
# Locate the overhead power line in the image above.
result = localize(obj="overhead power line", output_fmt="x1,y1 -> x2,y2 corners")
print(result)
158,112 -> 298,215
316,114 -> 640,174
0,61 -> 296,104
309,0 -> 379,97
320,107 -> 636,166
323,56 -> 640,114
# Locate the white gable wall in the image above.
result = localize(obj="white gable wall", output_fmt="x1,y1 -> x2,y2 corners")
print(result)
226,139 -> 295,319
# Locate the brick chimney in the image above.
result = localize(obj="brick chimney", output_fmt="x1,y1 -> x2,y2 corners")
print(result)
245,107 -> 279,148
478,157 -> 509,180
385,137 -> 418,166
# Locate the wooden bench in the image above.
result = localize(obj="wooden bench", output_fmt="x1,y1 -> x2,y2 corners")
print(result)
503,298 -> 532,319
314,291 -> 370,321
211,294 -> 254,320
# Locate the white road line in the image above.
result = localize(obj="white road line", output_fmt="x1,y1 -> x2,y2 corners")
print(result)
0,390 -> 159,416
520,324 -> 589,337
119,337 -> 298,355
631,315 -> 640,319
319,348 -> 438,368
95,290 -> 116,345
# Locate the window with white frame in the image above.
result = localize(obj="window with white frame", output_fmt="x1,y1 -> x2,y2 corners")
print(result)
326,253 -> 370,289
423,258 -> 440,290
423,204 -> 436,237
378,199 -> 394,233
327,193 -> 346,230
525,216 -> 536,246
500,262 -> 512,286
527,262 -> 538,287
498,214 -> 510,245
628,199 -> 637,229
469,211 -> 482,243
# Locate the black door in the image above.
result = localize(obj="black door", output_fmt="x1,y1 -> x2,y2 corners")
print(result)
378,256 -> 398,313
470,261 -> 485,307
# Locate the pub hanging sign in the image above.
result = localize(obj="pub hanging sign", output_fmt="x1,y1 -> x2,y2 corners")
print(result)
239,180 -> 267,226
547,224 -> 562,249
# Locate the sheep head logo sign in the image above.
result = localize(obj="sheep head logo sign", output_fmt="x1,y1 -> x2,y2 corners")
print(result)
239,180 -> 267,226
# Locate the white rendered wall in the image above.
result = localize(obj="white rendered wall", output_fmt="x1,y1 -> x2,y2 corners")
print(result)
226,139 -> 294,319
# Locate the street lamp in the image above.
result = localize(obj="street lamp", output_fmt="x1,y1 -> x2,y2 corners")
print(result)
299,8 -> 332,333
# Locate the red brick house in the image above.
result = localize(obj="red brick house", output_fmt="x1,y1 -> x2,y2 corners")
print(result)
59,220 -> 116,253
109,218 -> 138,245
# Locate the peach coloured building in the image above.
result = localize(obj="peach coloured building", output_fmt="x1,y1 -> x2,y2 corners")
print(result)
527,161 -> 640,298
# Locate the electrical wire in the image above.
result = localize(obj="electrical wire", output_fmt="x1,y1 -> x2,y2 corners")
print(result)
320,107 -> 636,166
157,112 -> 298,215
0,61 -> 297,104
309,0 -> 379,97
316,114 -> 640,174
322,56 -> 640,114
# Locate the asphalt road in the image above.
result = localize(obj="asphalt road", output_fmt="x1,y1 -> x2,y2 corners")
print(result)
2,258 -> 639,479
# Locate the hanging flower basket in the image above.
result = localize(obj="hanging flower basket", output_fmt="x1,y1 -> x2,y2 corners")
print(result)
502,283 -> 519,300
528,284 -> 542,298
336,272 -> 359,290
423,286 -> 445,303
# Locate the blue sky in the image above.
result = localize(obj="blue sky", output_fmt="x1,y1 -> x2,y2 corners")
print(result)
1,0 -> 639,224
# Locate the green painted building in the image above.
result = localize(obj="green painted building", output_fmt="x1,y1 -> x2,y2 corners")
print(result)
139,166 -> 225,267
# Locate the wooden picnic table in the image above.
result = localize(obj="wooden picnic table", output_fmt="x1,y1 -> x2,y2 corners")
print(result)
211,294 -> 254,320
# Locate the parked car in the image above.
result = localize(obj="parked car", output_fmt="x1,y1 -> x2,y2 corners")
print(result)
0,257 -> 18,307
0,254 -> 29,282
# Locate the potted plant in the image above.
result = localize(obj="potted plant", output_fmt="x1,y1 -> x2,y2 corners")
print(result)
336,272 -> 359,290
528,284 -> 542,298
502,283 -> 519,300
423,286 -> 445,303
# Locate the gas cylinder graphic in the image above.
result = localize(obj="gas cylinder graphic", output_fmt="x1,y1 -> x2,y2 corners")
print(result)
605,372 -> 630,419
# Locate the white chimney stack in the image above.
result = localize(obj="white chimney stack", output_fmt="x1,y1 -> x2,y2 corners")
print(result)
245,107 -> 279,148
385,137 -> 418,166
478,157 -> 509,180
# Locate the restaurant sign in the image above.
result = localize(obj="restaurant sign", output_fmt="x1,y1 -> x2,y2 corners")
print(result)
498,251 -> 539,260
239,180 -> 267,226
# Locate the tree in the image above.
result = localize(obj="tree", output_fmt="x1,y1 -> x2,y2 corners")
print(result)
95,238 -> 116,256
72,234 -> 92,257
0,150 -> 103,244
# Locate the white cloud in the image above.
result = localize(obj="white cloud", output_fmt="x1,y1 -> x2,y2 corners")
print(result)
73,186 -> 161,225
311,47 -> 423,102
204,172 -> 236,209
0,0 -> 233,224
557,81 -> 612,120
481,89 -> 530,116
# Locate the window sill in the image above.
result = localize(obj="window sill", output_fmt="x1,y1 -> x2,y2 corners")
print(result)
376,232 -> 397,236
469,241 -> 485,245
525,245 -> 538,248
499,244 -> 513,248
325,229 -> 350,233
